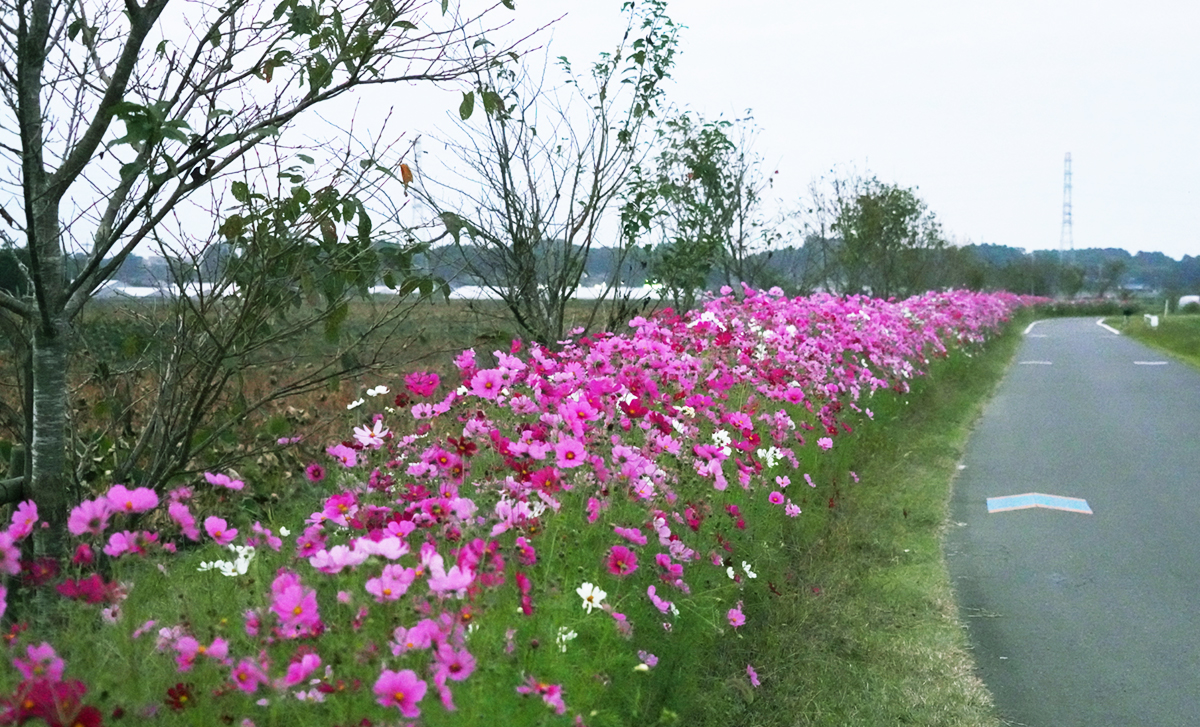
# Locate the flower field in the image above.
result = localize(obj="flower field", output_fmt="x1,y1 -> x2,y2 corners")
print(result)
0,287 -> 1029,727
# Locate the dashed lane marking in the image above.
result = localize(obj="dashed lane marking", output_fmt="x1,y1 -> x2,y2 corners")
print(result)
1018,361 -> 1053,365
1134,361 -> 1168,366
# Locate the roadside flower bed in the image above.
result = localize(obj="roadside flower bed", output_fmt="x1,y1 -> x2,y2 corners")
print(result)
0,287 -> 1027,726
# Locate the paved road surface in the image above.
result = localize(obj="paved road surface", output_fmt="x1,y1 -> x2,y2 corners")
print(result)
945,317 -> 1200,727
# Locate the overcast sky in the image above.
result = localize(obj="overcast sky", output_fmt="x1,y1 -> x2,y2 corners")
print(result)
395,0 -> 1199,260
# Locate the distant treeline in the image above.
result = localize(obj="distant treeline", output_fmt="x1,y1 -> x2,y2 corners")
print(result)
3,242 -> 1196,300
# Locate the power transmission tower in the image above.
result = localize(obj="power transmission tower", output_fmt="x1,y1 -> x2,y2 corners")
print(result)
1059,152 -> 1073,263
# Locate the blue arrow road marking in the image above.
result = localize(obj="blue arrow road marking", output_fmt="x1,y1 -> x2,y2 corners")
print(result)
987,492 -> 1093,514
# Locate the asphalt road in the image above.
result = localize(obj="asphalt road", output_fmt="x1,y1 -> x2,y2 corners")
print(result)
945,316 -> 1200,727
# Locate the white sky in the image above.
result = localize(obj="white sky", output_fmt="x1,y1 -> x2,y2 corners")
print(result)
386,0 -> 1200,260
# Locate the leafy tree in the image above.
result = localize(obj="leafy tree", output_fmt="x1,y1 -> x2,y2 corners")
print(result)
623,112 -> 778,310
831,178 -> 946,298
0,0 -> 516,549
413,0 -> 679,345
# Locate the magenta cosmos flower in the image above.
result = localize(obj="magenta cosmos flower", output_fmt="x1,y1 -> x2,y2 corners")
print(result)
768,491 -> 785,505
606,545 -> 638,577
404,371 -> 440,398
374,668 -> 427,718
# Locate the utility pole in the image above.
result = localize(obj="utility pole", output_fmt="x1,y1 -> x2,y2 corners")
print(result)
1059,152 -> 1073,264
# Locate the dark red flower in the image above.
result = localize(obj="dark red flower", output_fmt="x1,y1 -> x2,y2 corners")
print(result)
165,682 -> 193,711
20,557 -> 61,587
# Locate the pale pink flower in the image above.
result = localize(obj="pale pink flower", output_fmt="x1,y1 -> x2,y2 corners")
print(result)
204,472 -> 245,490
817,437 -> 833,451
12,642 -> 65,681
67,498 -> 111,537
106,484 -> 159,514
168,502 -> 201,541
747,664 -> 761,687
326,443 -> 358,468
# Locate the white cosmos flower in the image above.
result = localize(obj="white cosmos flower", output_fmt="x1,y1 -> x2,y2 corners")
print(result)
346,398 -> 365,410
366,385 -> 390,397
742,561 -> 757,579
576,582 -> 607,614
556,627 -> 578,652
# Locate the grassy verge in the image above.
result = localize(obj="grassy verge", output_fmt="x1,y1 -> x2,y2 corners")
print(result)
1105,314 -> 1200,370
687,319 -> 1026,727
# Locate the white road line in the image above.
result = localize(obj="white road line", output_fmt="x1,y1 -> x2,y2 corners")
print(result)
1024,321 -> 1040,335
1096,318 -> 1121,335
1019,361 -> 1053,365
1027,334 -> 1048,338
1134,361 -> 1168,366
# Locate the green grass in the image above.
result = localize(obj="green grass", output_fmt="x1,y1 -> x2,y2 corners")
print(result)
685,320 -> 1026,727
1106,314 -> 1200,370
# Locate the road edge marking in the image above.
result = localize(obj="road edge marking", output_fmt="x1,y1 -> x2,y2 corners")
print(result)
1096,318 -> 1121,335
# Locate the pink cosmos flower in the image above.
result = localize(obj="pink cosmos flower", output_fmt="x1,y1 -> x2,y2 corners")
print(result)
432,643 -> 476,682
469,368 -> 503,400
0,533 -> 20,576
309,545 -> 367,575
768,491 -> 785,505
427,561 -> 474,598
785,500 -> 802,517
8,500 -> 38,540
638,650 -> 659,668
516,675 -> 566,715
168,502 -> 201,541
727,601 -> 746,628
606,545 -> 638,577
13,642 -> 65,681
613,525 -> 648,545
106,484 -> 159,514
365,564 -> 416,602
270,571 -> 322,639
554,438 -> 586,469
326,443 -> 358,468
404,371 -> 440,398
230,658 -> 268,693
817,437 -> 833,451
374,668 -> 427,718
747,664 -> 761,687
646,585 -> 674,614
304,463 -> 326,482
284,653 -> 322,686
67,498 -> 111,537
353,419 -> 390,449
204,472 -> 245,491
204,516 -> 238,546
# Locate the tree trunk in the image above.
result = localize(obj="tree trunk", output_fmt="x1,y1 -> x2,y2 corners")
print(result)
30,316 -> 71,558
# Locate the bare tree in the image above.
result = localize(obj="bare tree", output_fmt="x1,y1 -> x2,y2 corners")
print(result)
0,0 -> 520,548
411,0 -> 679,345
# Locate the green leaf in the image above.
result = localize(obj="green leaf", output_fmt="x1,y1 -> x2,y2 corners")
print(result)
396,20 -> 417,30
501,0 -> 514,8
458,91 -> 475,121
231,181 -> 250,203
482,90 -> 505,116
440,0 -> 449,14
324,303 -> 348,343
218,214 -> 245,239
297,154 -> 314,164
